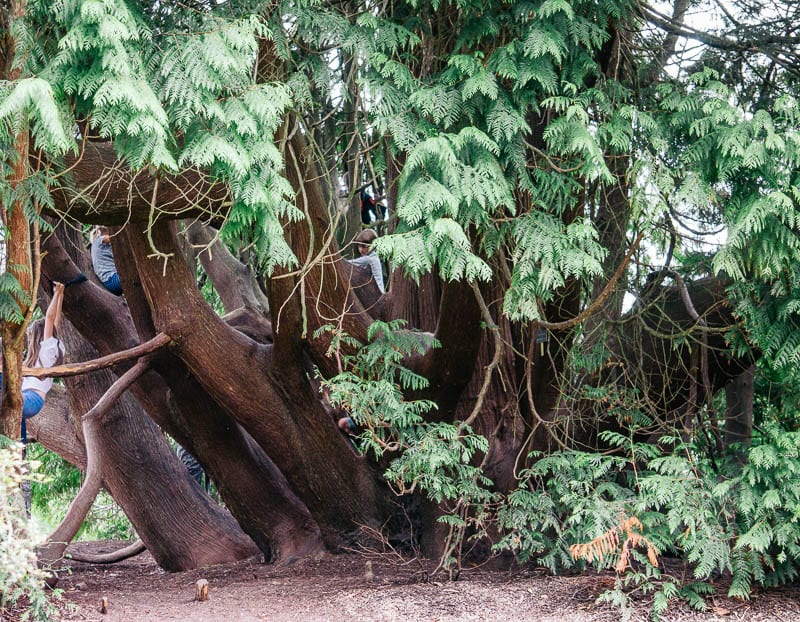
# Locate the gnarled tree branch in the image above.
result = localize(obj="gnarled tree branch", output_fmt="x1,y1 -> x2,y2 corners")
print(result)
38,357 -> 151,569
22,332 -> 171,379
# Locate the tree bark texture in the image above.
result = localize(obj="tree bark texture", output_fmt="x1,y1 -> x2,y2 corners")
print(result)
25,385 -> 86,469
0,0 -> 33,437
185,222 -> 269,316
724,364 -> 755,450
50,318 -> 258,571
38,225 -> 260,570
620,278 -> 750,426
51,142 -> 228,225
120,219 -> 387,540
48,223 -> 321,562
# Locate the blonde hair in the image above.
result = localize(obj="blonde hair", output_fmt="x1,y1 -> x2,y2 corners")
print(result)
23,319 -> 63,368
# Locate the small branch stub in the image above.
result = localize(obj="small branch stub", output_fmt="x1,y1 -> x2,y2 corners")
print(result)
195,578 -> 209,602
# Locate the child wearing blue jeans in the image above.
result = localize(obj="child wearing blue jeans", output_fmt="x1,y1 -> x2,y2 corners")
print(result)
91,226 -> 122,295
0,282 -> 66,440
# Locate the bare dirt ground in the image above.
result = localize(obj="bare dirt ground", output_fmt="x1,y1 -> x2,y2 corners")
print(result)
9,541 -> 800,622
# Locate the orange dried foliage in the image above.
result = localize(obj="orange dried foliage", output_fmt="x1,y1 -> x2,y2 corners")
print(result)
569,514 -> 659,573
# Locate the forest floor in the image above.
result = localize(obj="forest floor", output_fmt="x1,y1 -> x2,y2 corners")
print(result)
10,541 -> 800,622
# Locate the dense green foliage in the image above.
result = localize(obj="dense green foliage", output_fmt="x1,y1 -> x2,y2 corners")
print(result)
495,426 -> 800,611
321,322 -> 495,571
0,439 -> 60,622
3,0 -> 800,618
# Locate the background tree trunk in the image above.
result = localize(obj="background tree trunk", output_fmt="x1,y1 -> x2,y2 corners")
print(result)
0,0 -> 32,437
724,364 -> 755,451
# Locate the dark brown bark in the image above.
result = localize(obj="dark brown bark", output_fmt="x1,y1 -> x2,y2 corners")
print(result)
343,261 -> 385,319
121,219 -> 386,538
724,364 -> 755,450
39,358 -> 151,568
223,306 -> 274,344
454,281 -> 526,493
116,225 -> 325,559
279,129 -> 376,374
152,353 -> 325,560
0,128 -> 31,438
49,142 -> 228,225
66,540 -> 146,564
528,278 -> 583,452
414,280 -> 484,422
385,271 -> 441,333
53,319 -> 259,571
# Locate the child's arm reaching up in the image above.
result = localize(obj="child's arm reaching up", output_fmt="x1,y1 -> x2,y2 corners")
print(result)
43,282 -> 65,340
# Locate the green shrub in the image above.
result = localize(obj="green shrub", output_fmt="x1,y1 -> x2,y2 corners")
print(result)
494,427 -> 800,619
0,437 -> 60,622
319,321 -> 497,573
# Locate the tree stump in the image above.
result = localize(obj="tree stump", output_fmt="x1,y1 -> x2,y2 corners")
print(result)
195,578 -> 209,602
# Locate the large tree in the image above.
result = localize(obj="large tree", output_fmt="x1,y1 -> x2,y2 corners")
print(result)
3,0 -> 800,601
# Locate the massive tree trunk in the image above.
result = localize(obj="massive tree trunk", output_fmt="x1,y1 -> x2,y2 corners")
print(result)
113,224 -> 327,559
65,323 -> 257,570
0,0 -> 33,439
37,226 -> 261,570
41,222 -> 334,562
120,219 -> 387,540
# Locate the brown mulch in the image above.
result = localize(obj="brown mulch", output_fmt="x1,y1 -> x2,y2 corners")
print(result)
7,542 -> 800,622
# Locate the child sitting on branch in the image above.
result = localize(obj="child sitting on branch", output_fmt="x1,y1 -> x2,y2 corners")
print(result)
91,226 -> 123,295
347,228 -> 385,294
